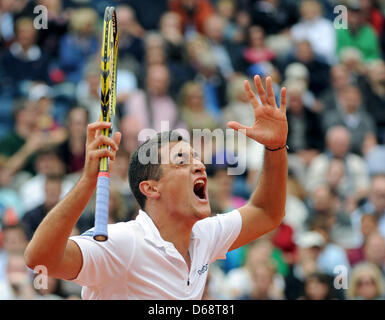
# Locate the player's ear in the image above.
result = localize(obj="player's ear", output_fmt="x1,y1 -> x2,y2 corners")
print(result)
139,180 -> 160,200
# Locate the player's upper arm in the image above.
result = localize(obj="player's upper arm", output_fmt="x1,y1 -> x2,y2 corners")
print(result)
229,204 -> 280,251
48,239 -> 83,281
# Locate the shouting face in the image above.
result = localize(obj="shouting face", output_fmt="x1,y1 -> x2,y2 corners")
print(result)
154,141 -> 211,222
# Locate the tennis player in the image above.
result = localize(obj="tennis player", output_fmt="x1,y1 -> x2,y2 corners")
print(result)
24,75 -> 288,299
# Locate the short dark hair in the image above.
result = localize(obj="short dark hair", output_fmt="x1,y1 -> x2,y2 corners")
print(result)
128,131 -> 187,209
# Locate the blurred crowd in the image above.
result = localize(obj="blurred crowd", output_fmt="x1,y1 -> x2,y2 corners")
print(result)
0,0 -> 385,300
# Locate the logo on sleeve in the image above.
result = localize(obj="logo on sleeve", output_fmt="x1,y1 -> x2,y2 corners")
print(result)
197,263 -> 209,275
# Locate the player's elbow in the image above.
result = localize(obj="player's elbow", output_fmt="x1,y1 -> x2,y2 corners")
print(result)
269,208 -> 286,230
24,245 -> 38,270
24,244 -> 53,271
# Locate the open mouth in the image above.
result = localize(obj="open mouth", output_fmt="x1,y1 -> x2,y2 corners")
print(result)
193,178 -> 207,201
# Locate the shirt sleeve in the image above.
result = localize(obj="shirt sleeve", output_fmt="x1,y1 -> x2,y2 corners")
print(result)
69,224 -> 135,288
196,209 -> 242,263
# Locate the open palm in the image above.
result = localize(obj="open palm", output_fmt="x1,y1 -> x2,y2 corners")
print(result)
227,75 -> 288,149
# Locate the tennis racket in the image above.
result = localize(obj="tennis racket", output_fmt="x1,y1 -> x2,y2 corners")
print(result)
93,6 -> 118,242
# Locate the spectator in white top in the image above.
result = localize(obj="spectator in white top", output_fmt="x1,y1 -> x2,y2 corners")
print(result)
291,0 -> 337,65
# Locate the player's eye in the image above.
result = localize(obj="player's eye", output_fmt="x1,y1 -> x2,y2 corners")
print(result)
175,152 -> 188,164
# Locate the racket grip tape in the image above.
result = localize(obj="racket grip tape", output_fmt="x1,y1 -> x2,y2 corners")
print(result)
93,173 -> 110,241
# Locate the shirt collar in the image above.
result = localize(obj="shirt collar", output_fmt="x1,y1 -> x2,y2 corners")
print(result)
135,210 -> 198,249
136,210 -> 173,249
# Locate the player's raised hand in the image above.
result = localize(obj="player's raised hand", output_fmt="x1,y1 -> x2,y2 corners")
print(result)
83,121 -> 121,185
227,75 -> 288,150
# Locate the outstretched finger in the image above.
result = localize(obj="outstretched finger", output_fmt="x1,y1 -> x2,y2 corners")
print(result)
254,75 -> 268,106
266,77 -> 277,108
244,80 -> 260,110
279,87 -> 287,114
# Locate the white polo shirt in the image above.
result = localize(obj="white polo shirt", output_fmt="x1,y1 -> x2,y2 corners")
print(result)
69,209 -> 242,300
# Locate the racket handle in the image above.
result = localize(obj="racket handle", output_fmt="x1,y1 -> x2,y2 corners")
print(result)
93,172 -> 110,241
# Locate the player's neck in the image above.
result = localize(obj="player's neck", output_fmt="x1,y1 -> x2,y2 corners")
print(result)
146,205 -> 194,268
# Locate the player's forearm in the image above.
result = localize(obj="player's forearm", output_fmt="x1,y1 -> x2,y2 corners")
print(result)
24,176 -> 96,270
248,147 -> 287,225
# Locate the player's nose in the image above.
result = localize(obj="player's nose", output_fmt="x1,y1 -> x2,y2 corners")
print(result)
192,157 -> 206,175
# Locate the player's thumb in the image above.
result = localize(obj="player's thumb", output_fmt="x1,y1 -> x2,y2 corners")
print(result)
227,121 -> 250,136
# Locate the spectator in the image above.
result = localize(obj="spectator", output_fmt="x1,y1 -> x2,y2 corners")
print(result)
362,232 -> 385,273
57,106 -> 88,175
322,84 -> 377,155
320,64 -> 353,112
347,213 -> 378,266
29,82 -> 68,136
192,47 -> 228,120
202,14 -> 245,78
358,59 -> 385,143
243,26 -> 276,67
291,0 -> 337,65
119,115 -> 143,155
0,252 -> 35,299
208,165 -> 247,214
169,0 -> 215,36
285,79 -> 324,166
58,7 -> 99,84
238,261 -> 284,300
75,59 -> 100,123
359,0 -> 385,37
336,1 -> 381,62
124,64 -> 183,133
179,81 -> 219,132
116,5 -> 144,65
224,238 -> 286,299
159,11 -> 185,64
216,0 -> 244,43
284,231 -> 320,300
0,98 -> 43,176
296,230 -> 350,276
36,0 -> 69,62
110,148 -> 137,218
18,148 -> 73,213
142,31 -> 190,97
351,175 -> 385,246
306,126 -> 370,203
287,40 -> 331,97
251,0 -> 299,36
222,75 -> 254,129
0,156 -> 24,219
307,185 -> 353,248
0,223 -> 29,293
284,177 -> 309,236
347,262 -> 385,299
338,47 -> 367,81
299,272 -> 336,300
364,139 -> 385,176
22,175 -> 63,240
283,63 -> 317,110
0,16 -> 50,95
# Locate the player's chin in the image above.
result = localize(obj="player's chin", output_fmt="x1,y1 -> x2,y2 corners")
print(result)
192,198 -> 211,219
